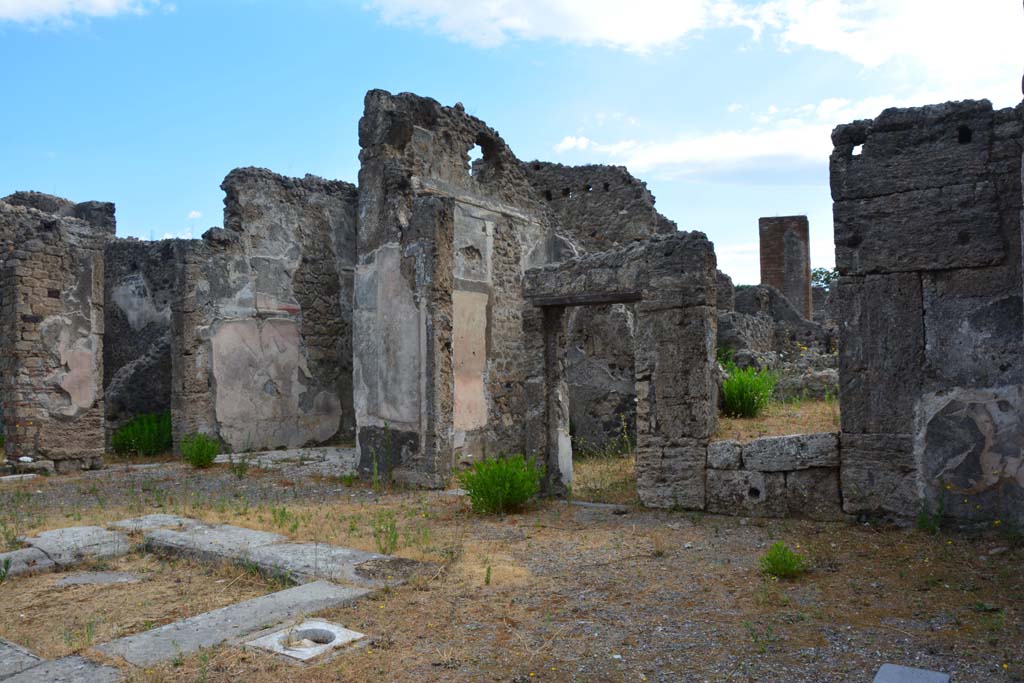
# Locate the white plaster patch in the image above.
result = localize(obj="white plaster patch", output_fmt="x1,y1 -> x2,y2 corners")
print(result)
40,315 -> 97,416
211,318 -> 341,450
111,274 -> 170,331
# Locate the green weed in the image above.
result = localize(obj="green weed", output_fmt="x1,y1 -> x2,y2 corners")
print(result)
721,366 -> 777,418
181,433 -> 220,469
457,454 -> 541,515
111,412 -> 172,457
759,541 -> 808,579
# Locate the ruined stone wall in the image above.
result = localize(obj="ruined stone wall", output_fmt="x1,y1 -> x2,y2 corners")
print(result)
759,215 -> 812,319
524,232 -> 719,506
831,99 -> 1024,525
355,90 -> 553,486
521,162 -> 677,448
0,201 -> 111,471
171,168 -> 358,453
103,239 -> 177,437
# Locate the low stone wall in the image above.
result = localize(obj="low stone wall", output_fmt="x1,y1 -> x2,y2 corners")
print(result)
707,433 -> 844,520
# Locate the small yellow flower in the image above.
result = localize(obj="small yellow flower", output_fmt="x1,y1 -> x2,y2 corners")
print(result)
994,520 -> 1002,526
1003,663 -> 1009,670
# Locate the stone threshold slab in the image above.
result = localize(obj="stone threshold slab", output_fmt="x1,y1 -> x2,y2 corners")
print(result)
95,580 -> 370,667
1,656 -> 120,683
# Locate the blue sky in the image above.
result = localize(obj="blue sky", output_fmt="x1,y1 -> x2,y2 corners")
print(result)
1,1 -> 1020,283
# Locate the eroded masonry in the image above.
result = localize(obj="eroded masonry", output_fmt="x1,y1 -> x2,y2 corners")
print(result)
1,90 -> 1021,526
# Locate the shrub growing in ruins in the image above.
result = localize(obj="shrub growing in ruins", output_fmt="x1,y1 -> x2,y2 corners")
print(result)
181,433 -> 220,469
111,412 -> 172,457
721,366 -> 777,418
458,455 -> 541,515
759,541 -> 807,579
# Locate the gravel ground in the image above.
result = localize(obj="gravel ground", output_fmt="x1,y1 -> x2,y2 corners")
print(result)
1,460 -> 1021,683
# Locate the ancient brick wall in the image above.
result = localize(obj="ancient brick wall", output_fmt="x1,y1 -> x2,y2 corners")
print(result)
0,201 -> 112,471
759,215 -> 812,319
831,99 -> 1024,525
355,90 -> 554,486
521,162 -> 677,448
170,168 -> 358,453
103,239 -> 177,438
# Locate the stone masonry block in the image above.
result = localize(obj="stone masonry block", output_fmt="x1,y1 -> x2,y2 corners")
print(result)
838,274 -> 923,435
742,433 -> 839,472
706,469 -> 786,517
708,440 -> 741,470
840,433 -> 917,518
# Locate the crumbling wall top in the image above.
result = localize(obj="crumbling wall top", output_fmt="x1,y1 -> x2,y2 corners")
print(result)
521,161 -> 676,251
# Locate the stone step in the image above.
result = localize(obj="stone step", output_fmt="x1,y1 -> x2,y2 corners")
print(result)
23,527 -> 129,567
1,656 -> 120,683
95,580 -> 369,667
0,638 -> 40,680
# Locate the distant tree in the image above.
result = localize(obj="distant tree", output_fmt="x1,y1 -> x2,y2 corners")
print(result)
811,267 -> 839,290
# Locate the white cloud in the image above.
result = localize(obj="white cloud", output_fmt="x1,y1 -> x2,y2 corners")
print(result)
726,103 -> 743,113
365,1 -> 1022,104
554,135 -> 592,153
365,0 -> 754,52
757,0 -> 1022,105
186,210 -> 201,220
0,0 -> 160,22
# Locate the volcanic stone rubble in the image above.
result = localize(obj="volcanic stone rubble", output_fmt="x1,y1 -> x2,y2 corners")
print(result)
0,90 -> 1021,527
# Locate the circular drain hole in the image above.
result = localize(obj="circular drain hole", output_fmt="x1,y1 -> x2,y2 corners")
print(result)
282,628 -> 336,648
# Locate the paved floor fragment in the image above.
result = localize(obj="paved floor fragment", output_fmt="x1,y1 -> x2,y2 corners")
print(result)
144,524 -> 284,564
95,580 -> 370,666
109,514 -> 200,533
1,656 -> 120,683
246,543 -> 384,586
55,571 -> 141,587
874,663 -> 951,683
0,548 -> 56,579
24,527 -> 129,567
0,638 -> 40,680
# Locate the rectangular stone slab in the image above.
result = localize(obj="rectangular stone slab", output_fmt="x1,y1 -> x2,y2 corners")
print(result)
109,515 -> 200,533
0,548 -> 56,579
741,433 -> 839,472
246,543 -> 384,586
0,638 -> 40,679
873,663 -> 950,683
23,527 -> 129,567
144,524 -> 285,564
2,656 -> 121,683
95,580 -> 370,666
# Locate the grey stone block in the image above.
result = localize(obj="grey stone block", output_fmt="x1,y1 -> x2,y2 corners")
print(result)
840,433 -> 918,518
246,543 -> 385,587
834,182 -> 1003,275
55,572 -> 141,587
742,433 -> 839,472
873,663 -> 950,683
96,580 -> 370,666
0,638 -> 40,679
2,656 -> 121,683
785,468 -> 844,520
636,452 -> 706,510
144,524 -> 285,564
707,440 -> 741,470
706,469 -> 786,517
838,274 -> 923,435
23,527 -> 129,567
0,548 -> 56,578
109,515 -> 200,533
